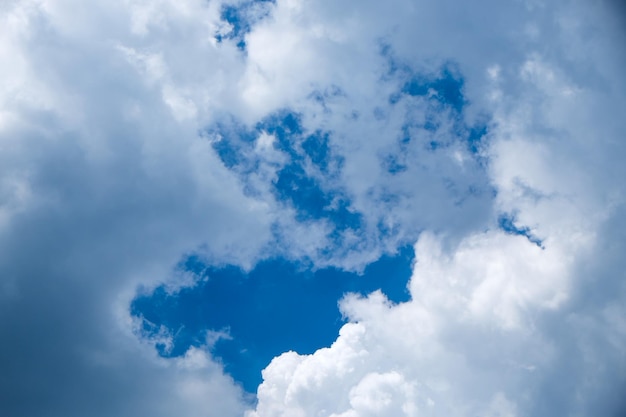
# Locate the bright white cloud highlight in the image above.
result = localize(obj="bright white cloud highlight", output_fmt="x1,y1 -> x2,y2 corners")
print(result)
250,225 -> 624,416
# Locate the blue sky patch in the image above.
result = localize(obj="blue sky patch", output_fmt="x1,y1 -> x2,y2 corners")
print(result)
215,0 -> 275,50
272,161 -> 359,226
388,62 -> 490,159
131,247 -> 414,393
301,131 -> 332,173
498,213 -> 544,248
209,110 -> 360,230
402,64 -> 466,113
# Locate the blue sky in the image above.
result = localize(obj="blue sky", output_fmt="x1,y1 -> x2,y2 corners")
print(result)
132,247 -> 413,392
1,1 -> 625,417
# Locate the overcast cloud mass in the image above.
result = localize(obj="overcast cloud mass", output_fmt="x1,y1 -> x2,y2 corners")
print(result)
1,0 -> 625,416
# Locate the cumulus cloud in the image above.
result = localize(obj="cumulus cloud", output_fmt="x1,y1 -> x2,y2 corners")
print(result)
249,228 -> 625,416
1,0 -> 625,416
245,1 -> 626,415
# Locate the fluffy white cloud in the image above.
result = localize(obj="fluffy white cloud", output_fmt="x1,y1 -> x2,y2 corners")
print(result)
1,0 -> 625,416
246,1 -> 626,415
250,225 -> 624,416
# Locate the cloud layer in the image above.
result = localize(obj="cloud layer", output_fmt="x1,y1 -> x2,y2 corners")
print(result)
1,0 -> 625,416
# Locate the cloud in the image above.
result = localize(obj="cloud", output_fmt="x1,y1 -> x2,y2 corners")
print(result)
249,224 -> 625,416
1,0 -> 625,416
0,1 -> 270,415
245,1 -> 626,415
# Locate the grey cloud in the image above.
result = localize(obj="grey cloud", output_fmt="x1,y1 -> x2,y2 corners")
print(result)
1,2 -> 270,415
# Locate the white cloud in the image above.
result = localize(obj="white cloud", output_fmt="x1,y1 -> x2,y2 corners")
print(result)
246,1 -> 626,415
1,0 -> 625,416
250,223 -> 624,416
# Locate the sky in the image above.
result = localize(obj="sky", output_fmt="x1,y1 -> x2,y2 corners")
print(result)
0,0 -> 625,416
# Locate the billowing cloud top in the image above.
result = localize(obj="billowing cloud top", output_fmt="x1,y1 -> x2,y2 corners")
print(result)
1,0 -> 625,416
